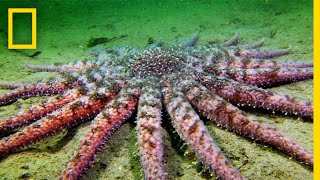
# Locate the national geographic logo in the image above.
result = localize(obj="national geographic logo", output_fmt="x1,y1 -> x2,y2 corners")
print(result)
8,8 -> 36,49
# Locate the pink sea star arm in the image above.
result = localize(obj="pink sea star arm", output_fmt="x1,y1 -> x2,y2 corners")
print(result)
0,81 -> 78,106
60,84 -> 141,180
0,82 -> 25,89
235,46 -> 291,59
27,61 -> 96,74
204,65 -> 313,87
180,81 -> 313,166
240,38 -> 265,49
189,46 -> 312,70
210,57 -> 313,69
137,84 -> 165,179
223,33 -> 239,47
163,87 -> 243,180
223,34 -> 264,49
196,73 -> 313,119
0,89 -> 84,136
0,87 -> 118,157
176,34 -> 200,48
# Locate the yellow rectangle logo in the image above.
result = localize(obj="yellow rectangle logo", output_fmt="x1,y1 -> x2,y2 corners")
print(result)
8,8 -> 37,49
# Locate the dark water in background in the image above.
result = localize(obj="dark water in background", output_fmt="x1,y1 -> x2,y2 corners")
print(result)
0,0 -> 313,179
0,0 -> 313,87
0,0 -> 313,51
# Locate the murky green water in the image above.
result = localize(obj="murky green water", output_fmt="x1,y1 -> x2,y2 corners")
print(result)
0,0 -> 313,179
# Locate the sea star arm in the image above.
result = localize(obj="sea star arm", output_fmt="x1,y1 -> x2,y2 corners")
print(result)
204,65 -> 313,88
196,73 -> 313,119
27,61 -> 96,74
223,33 -> 239,47
0,87 -> 118,158
0,82 -> 25,89
0,81 -> 78,106
0,89 -> 84,137
60,83 -> 141,180
163,86 -> 243,180
235,46 -> 291,59
210,57 -> 313,69
176,34 -> 200,48
137,84 -> 165,179
188,45 -> 312,70
221,33 -> 291,59
240,38 -> 265,49
180,80 -> 313,166
192,34 -> 311,69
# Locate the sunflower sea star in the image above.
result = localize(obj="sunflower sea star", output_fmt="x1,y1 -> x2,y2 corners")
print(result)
0,34 -> 313,179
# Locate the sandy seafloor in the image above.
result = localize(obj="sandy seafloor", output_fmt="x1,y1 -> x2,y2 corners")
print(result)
0,0 -> 313,179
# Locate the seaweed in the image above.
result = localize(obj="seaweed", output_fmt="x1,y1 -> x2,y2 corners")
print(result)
87,37 -> 112,47
270,29 -> 278,39
147,37 -> 155,45
28,51 -> 42,58
11,50 -> 42,58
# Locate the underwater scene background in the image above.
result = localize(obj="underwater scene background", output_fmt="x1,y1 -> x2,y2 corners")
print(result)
0,0 -> 313,179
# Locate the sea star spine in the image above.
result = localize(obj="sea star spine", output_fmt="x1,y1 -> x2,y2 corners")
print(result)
137,85 -> 165,179
181,81 -> 313,166
0,81 -> 77,106
60,85 -> 141,180
0,89 -> 84,137
164,87 -> 243,180
204,65 -> 313,87
0,88 -> 117,157
197,73 -> 313,119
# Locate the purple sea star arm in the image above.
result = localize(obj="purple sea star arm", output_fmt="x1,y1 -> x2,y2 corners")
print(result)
176,34 -> 200,48
235,46 -> 291,59
180,80 -> 313,166
27,61 -> 96,74
60,84 -> 141,180
0,81 -> 79,106
188,45 -> 312,70
210,57 -> 313,69
204,65 -> 313,88
137,84 -> 165,179
0,82 -> 25,89
163,86 -> 243,180
196,73 -> 313,119
223,33 -> 239,47
240,38 -> 265,49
